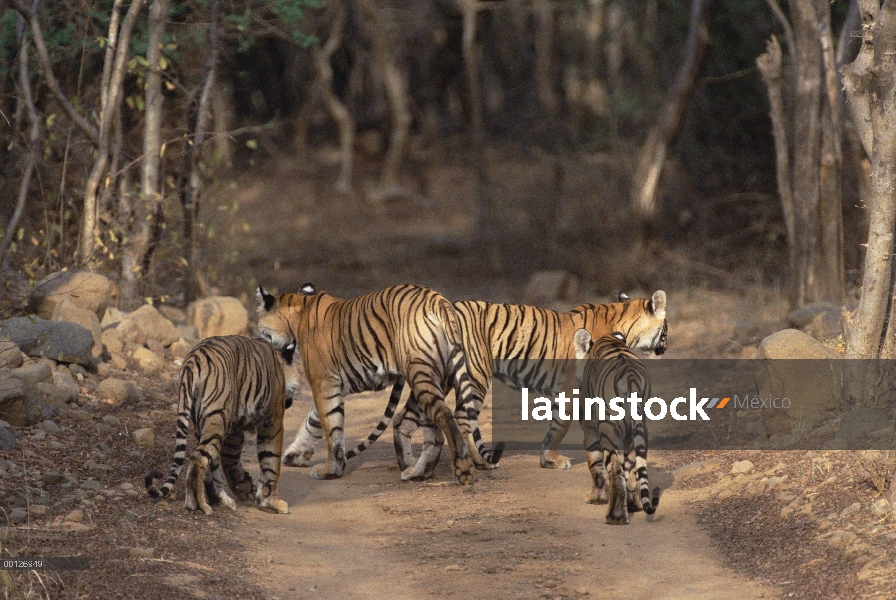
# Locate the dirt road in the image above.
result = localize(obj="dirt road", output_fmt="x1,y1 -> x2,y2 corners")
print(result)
238,389 -> 777,599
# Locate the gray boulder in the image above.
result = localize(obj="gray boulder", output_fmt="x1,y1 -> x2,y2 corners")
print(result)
52,298 -> 103,358
0,317 -> 95,366
123,305 -> 180,347
0,338 -> 25,369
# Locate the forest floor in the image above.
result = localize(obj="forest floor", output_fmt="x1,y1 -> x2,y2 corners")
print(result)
3,151 -> 894,599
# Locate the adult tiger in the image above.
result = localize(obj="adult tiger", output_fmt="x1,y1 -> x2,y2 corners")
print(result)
145,336 -> 299,515
298,290 -> 667,479
573,329 -> 660,524
256,283 -> 484,485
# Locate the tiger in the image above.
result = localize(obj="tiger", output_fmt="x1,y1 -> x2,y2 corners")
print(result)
256,283 -> 488,485
295,290 -> 667,479
145,336 -> 299,515
573,329 -> 660,524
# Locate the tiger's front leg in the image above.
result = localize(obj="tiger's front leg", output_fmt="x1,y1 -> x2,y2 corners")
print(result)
309,383 -> 347,480
540,416 -> 573,470
255,412 -> 289,514
283,404 -> 325,467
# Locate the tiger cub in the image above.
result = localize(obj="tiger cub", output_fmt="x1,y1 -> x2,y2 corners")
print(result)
573,329 -> 660,525
145,336 -> 299,515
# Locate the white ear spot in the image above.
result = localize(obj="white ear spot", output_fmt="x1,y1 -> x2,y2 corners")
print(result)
617,291 -> 631,302
611,332 -> 626,344
651,290 -> 667,319
300,282 -> 316,295
574,328 -> 593,360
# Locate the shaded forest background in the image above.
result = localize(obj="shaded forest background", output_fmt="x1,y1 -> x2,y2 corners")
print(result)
0,0 -> 871,307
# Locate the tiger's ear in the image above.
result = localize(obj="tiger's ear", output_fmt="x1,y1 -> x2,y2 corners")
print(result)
617,291 -> 631,302
300,282 -> 316,295
611,331 -> 626,344
281,341 -> 296,364
650,290 -> 667,319
258,286 -> 276,312
573,328 -> 593,360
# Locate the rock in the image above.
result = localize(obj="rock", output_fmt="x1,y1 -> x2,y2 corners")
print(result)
158,306 -> 187,325
759,329 -> 839,360
35,381 -> 76,407
29,504 -> 48,516
52,298 -> 103,358
0,337 -> 25,369
731,460 -> 754,475
522,270 -> 580,306
871,498 -> 893,516
168,338 -> 193,360
51,371 -> 81,403
101,415 -> 121,427
11,361 -> 54,384
6,508 -> 28,525
767,475 -> 788,488
100,307 -> 127,329
129,547 -> 155,558
42,470 -> 66,485
188,296 -> 249,340
133,347 -> 166,372
673,458 -> 722,479
0,375 -> 26,426
806,309 -> 843,341
97,378 -> 142,404
837,408 -> 890,442
0,426 -> 17,451
115,319 -> 146,346
763,413 -> 792,437
178,325 -> 199,343
821,530 -> 857,547
80,480 -> 102,492
823,438 -> 849,450
100,327 -> 124,356
67,408 -> 92,421
126,305 -> 180,347
0,316 -> 95,366
840,502 -> 862,518
132,427 -> 154,447
787,301 -> 839,329
28,271 -> 112,321
36,419 -> 60,433
63,509 -> 85,523
109,355 -> 127,371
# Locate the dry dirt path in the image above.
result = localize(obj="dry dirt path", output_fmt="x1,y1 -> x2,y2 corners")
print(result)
237,389 -> 778,599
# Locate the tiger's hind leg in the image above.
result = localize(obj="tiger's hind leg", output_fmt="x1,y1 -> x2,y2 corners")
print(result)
401,416 -> 445,481
255,407 -> 289,514
605,452 -> 630,525
583,420 -> 609,504
204,459 -> 237,511
540,415 -> 573,470
455,394 -> 494,470
220,428 -> 256,503
184,412 -> 228,515
283,404 -> 324,467
393,396 -> 423,472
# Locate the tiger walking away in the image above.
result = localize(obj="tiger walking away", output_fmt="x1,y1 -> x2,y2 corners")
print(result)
145,336 -> 299,515
256,283 -> 483,485
573,329 -> 660,525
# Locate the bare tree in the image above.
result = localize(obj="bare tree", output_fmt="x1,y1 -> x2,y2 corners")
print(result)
757,0 -> 844,308
0,13 -> 42,268
120,0 -> 171,302
630,0 -> 710,222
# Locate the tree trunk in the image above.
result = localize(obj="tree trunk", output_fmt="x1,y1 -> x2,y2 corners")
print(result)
458,0 -> 482,136
843,0 -> 896,359
534,0 -> 557,117
314,2 -> 354,194
357,0 -> 411,200
79,0 -> 146,264
0,17 -> 41,268
629,0 -> 709,221
119,0 -> 169,302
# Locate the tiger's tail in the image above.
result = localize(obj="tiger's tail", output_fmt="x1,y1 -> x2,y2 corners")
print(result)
146,367 -> 194,498
439,302 -> 504,466
345,378 -> 405,459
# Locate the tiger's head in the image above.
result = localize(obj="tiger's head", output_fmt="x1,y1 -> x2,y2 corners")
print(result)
580,290 -> 667,357
256,283 -> 318,352
278,341 -> 300,410
616,290 -> 667,357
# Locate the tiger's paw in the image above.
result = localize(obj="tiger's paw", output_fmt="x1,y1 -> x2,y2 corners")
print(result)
475,461 -> 498,471
258,497 -> 290,514
453,457 -> 475,485
229,476 -> 257,503
588,485 -> 610,505
540,451 -> 572,470
217,490 -> 237,512
283,449 -> 315,468
310,463 -> 343,480
400,464 -> 428,481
